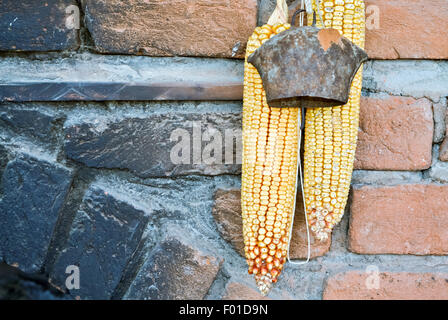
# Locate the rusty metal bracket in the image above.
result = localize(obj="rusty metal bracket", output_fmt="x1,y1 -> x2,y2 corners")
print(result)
248,18 -> 368,109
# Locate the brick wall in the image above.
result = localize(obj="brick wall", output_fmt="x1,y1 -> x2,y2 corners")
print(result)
0,0 -> 448,300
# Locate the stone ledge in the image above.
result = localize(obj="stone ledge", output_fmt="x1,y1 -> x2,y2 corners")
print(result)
2,58 -> 448,102
0,54 -> 243,102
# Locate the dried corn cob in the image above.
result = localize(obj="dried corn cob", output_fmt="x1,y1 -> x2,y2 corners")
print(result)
241,1 -> 300,295
304,0 -> 366,241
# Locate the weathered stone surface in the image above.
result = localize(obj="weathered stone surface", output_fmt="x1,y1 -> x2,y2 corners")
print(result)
427,146 -> 448,183
362,60 -> 448,102
125,228 -> 222,300
64,105 -> 242,177
352,170 -> 422,186
0,152 -> 73,273
355,96 -> 433,170
349,184 -> 448,255
433,99 -> 447,143
324,271 -> 448,300
222,282 -> 271,300
50,185 -> 148,300
0,54 -> 244,102
83,0 -> 256,58
213,189 -> 331,260
365,0 -> 448,59
0,0 -> 79,51
0,105 -> 63,143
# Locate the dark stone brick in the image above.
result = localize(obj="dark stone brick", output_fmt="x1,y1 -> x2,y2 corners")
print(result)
0,107 -> 63,143
0,152 -> 73,273
0,263 -> 67,300
0,0 -> 79,51
64,111 -> 241,178
50,185 -> 148,300
125,227 -> 222,300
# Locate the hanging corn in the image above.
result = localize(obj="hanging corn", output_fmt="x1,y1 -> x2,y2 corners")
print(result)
241,0 -> 366,295
241,0 -> 299,295
303,0 -> 366,241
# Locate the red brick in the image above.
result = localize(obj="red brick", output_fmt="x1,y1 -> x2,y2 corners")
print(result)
355,96 -> 433,171
83,0 -> 257,58
222,282 -> 271,300
213,189 -> 331,260
324,271 -> 448,300
349,184 -> 448,255
365,0 -> 448,59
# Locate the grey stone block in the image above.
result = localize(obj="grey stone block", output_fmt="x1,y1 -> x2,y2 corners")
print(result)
352,170 -> 423,186
50,185 -> 149,300
0,0 -> 79,51
0,105 -> 63,143
125,226 -> 222,300
363,60 -> 448,102
0,152 -> 73,273
433,98 -> 447,143
64,104 -> 242,177
426,145 -> 448,183
0,263 -> 67,300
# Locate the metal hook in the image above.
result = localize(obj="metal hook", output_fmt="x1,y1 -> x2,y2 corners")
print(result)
291,8 -> 318,28
291,9 -> 306,26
